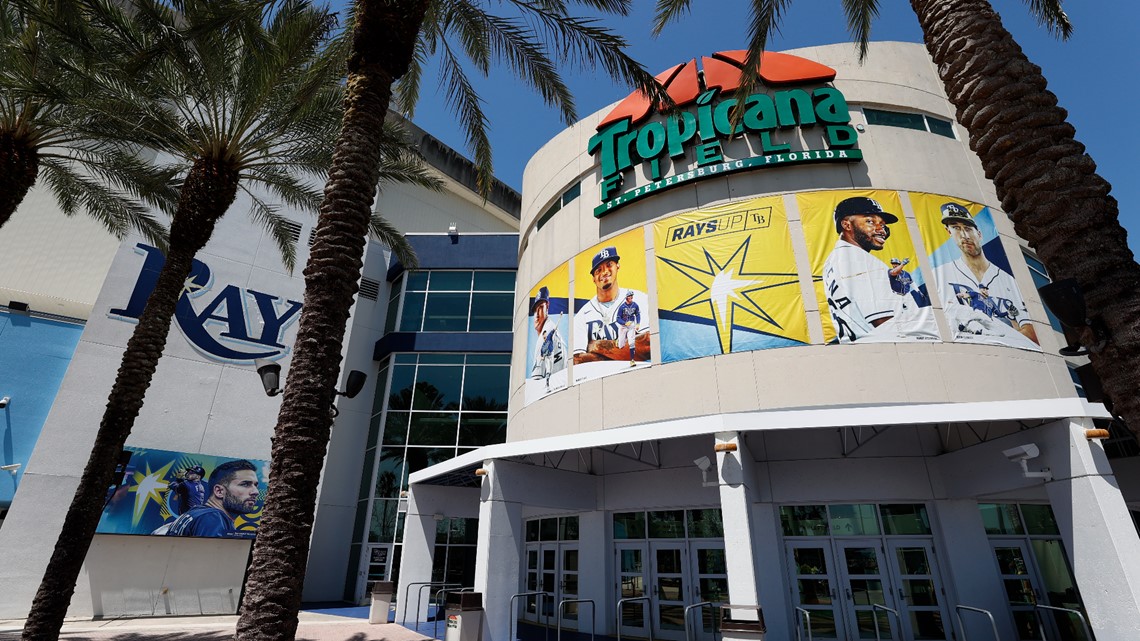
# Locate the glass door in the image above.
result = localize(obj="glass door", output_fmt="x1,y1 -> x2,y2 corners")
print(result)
786,540 -> 843,640
649,541 -> 689,641
990,540 -> 1043,640
560,544 -> 580,622
522,542 -> 578,626
689,542 -> 728,639
616,542 -> 650,639
885,540 -> 950,641
834,540 -> 897,640
357,544 -> 390,605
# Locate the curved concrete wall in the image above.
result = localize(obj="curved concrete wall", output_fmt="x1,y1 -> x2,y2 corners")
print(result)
508,42 -> 1076,441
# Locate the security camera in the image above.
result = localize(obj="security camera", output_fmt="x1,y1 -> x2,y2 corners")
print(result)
0,463 -> 20,475
0,396 -> 9,408
693,456 -> 711,472
1002,444 -> 1040,462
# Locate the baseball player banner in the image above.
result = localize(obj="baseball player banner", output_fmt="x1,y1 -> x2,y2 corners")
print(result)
572,228 -> 652,384
97,446 -> 268,539
799,190 -> 939,344
910,193 -> 1041,351
653,196 -> 809,363
525,263 -> 571,405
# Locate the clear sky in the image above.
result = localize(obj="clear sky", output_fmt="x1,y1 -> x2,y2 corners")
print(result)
353,1 -> 1139,254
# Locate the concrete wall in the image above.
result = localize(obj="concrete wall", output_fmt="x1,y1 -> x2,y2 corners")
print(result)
508,41 -> 1076,441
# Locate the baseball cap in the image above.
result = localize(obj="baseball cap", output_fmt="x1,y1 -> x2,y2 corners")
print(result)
940,202 -> 977,228
590,246 -> 620,274
834,197 -> 899,232
530,286 -> 550,313
187,465 -> 206,476
625,291 -> 634,298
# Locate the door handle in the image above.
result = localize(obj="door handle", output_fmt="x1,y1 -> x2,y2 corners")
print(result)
845,588 -> 852,601
898,588 -> 906,603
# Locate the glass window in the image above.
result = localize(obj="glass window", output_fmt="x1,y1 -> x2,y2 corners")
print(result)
526,519 -> 540,542
392,270 -> 514,332
406,271 -> 429,291
865,107 -> 926,131
614,512 -> 646,539
979,503 -> 1025,535
374,452 -> 404,498
1023,251 -> 1065,333
1068,366 -> 1086,398
926,116 -> 955,138
781,505 -> 829,536
687,509 -> 724,538
408,412 -> 459,446
648,510 -> 686,538
829,504 -> 880,536
369,499 -> 400,542
414,365 -> 463,410
458,413 -> 507,447
880,504 -> 932,535
382,412 -> 409,446
398,291 -> 425,331
420,353 -> 465,364
540,517 -> 559,541
358,448 -> 376,499
1020,504 -> 1060,536
469,293 -> 513,331
387,365 -> 415,409
423,293 -> 471,331
383,287 -> 401,335
402,447 -> 456,487
562,182 -> 581,205
474,271 -> 515,291
462,365 -> 509,411
536,201 -> 560,231
430,271 -> 473,291
560,516 -> 580,541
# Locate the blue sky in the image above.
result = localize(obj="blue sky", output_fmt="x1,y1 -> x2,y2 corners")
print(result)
354,1 -> 1139,254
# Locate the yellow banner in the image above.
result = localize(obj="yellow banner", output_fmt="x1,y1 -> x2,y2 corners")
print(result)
653,196 -> 808,362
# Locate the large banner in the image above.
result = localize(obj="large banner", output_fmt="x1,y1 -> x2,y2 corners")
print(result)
910,193 -> 1041,351
525,263 -> 571,405
800,190 -> 939,344
98,447 -> 267,539
572,228 -> 652,383
654,196 -> 809,362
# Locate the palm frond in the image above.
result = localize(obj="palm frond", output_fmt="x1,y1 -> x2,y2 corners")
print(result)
651,0 -> 694,36
369,212 -> 418,271
243,190 -> 299,272
840,0 -> 880,61
1022,0 -> 1072,40
438,41 -> 494,195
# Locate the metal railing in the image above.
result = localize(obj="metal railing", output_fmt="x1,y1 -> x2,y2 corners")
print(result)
871,604 -> 900,641
794,607 -> 814,641
1035,604 -> 1093,641
954,605 -> 1001,641
510,591 -> 551,641
557,599 -> 595,641
432,587 -> 474,640
400,581 -> 459,627
615,596 -> 653,641
683,601 -> 713,641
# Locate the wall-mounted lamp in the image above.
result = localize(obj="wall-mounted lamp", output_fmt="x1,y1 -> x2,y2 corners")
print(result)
474,468 -> 488,476
1,463 -> 20,476
255,359 -> 283,396
329,370 -> 368,418
1002,444 -> 1052,482
1037,279 -> 1110,357
693,456 -> 717,487
448,222 -> 459,244
714,442 -> 737,453
7,301 -> 29,314
1085,429 -> 1111,440
0,396 -> 9,409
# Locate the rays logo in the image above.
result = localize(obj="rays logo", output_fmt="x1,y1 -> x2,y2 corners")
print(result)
109,244 -> 302,364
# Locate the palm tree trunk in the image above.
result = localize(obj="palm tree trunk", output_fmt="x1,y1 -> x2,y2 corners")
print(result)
910,0 -> 1140,433
234,2 -> 429,639
21,157 -> 238,641
0,131 -> 39,230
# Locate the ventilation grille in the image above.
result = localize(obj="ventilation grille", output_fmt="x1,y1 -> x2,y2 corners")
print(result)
282,220 -> 302,243
308,228 -> 318,246
358,278 -> 381,301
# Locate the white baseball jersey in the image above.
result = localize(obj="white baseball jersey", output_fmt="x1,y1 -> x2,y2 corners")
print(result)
530,319 -> 565,378
573,288 -> 650,354
823,240 -> 907,342
934,259 -> 1030,327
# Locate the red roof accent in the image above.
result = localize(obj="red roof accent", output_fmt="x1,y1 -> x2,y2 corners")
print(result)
597,50 -> 837,130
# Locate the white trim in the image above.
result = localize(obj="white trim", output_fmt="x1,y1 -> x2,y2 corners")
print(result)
408,397 -> 1109,485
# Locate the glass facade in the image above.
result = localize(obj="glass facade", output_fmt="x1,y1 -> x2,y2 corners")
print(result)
384,270 -> 515,334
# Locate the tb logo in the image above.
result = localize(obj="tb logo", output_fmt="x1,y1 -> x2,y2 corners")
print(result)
109,244 -> 302,363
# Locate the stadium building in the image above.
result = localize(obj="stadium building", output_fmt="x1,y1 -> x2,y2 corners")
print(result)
0,41 -> 1138,641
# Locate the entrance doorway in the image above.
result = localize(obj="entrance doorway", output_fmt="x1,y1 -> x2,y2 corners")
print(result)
614,540 -> 727,641
356,544 -> 391,605
522,542 -> 579,624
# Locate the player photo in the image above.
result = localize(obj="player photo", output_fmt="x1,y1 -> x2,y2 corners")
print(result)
911,194 -> 1041,351
654,196 -> 809,363
799,190 -> 939,344
572,229 -> 652,384
524,264 -> 571,406
98,447 -> 266,539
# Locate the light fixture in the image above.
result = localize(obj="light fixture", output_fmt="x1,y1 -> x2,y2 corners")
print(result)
7,301 -> 29,314
1037,279 -> 1109,356
714,442 -> 737,453
693,456 -> 717,487
448,222 -> 459,243
255,359 -> 282,396
1,463 -> 20,476
1085,429 -> 1111,440
1002,444 -> 1052,482
329,370 -> 368,418
0,396 -> 9,409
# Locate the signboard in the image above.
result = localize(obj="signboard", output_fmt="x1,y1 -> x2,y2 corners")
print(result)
799,190 -> 939,344
98,446 -> 268,539
654,196 -> 809,362
524,263 -> 570,405
910,193 -> 1041,351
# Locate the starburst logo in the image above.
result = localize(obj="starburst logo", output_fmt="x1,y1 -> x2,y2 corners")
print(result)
128,460 -> 175,526
658,237 -> 800,354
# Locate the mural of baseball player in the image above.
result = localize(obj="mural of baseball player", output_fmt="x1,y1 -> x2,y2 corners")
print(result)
912,195 -> 1041,351
800,190 -> 938,344
165,464 -> 207,515
164,459 -> 260,538
524,264 -> 570,405
572,229 -> 652,384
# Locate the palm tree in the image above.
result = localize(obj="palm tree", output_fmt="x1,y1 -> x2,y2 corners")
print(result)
232,2 -> 668,639
0,0 -> 170,246
654,0 -> 1140,435
20,1 -> 436,638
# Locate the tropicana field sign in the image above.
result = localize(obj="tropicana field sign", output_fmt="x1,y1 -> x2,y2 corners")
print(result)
589,50 -> 862,218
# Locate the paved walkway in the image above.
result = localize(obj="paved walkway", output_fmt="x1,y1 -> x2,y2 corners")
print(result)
0,611 -> 432,641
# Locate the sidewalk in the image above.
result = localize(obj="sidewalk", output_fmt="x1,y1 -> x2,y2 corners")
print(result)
0,611 -> 433,641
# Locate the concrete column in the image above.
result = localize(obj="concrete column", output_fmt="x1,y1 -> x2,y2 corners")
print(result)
395,501 -> 438,625
473,460 -> 524,641
1043,418 -> 1140,640
714,432 -> 764,625
575,510 -> 608,635
750,502 -> 790,640
931,499 -> 1017,641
